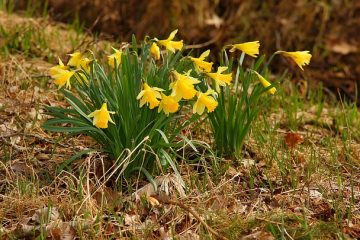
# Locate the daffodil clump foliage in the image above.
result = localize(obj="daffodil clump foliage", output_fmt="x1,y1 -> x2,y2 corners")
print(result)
43,30 -> 312,177
210,42 -> 311,157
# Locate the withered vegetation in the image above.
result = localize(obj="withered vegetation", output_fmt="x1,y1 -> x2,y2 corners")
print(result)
0,9 -> 359,240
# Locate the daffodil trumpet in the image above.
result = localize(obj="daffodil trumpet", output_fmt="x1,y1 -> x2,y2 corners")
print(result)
155,29 -> 183,53
170,70 -> 200,101
158,93 -> 180,115
251,70 -> 276,95
108,47 -> 122,68
229,41 -> 260,58
188,50 -> 213,73
88,103 -> 115,129
275,50 -> 312,70
193,89 -> 218,115
206,66 -> 232,93
136,83 -> 164,109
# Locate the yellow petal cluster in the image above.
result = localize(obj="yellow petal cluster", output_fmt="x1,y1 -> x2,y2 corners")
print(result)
67,51 -> 92,73
67,51 -> 83,69
49,58 -> 68,77
79,57 -> 91,72
52,68 -> 74,89
158,94 -> 180,115
276,51 -> 311,70
150,42 -> 161,60
156,30 -> 183,53
170,70 -> 201,101
137,83 -> 164,109
253,71 -> 276,95
230,41 -> 260,58
189,50 -> 213,73
206,66 -> 232,92
108,48 -> 122,68
193,89 -> 218,115
88,103 -> 115,129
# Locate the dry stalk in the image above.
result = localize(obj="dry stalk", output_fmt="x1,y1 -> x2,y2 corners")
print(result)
155,194 -> 228,240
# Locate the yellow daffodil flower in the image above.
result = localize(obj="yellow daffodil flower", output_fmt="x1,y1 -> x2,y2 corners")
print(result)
67,51 -> 83,68
253,71 -> 276,94
206,66 -> 232,92
150,42 -> 161,60
155,29 -> 183,53
79,57 -> 91,72
189,50 -> 213,73
108,47 -> 122,68
229,41 -> 260,58
193,89 -> 218,115
88,103 -> 115,129
158,93 -> 180,115
136,83 -> 164,109
170,70 -> 201,101
67,51 -> 91,71
52,68 -> 74,89
49,58 -> 68,77
275,50 -> 311,70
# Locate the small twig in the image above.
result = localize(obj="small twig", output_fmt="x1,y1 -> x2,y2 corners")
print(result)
0,136 -> 42,152
9,55 -> 33,82
255,216 -> 282,225
17,74 -> 49,81
277,224 -> 295,240
283,227 -> 295,240
0,132 -> 70,148
184,31 -> 223,50
156,195 -> 228,240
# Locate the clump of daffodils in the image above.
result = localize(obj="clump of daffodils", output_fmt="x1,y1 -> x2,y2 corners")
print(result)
44,31 -> 312,176
49,51 -> 91,89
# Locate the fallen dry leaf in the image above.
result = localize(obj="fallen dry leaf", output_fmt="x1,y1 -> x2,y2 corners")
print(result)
241,159 -> 256,169
133,173 -> 186,200
48,221 -> 76,240
343,224 -> 360,239
240,228 -> 275,240
124,214 -> 141,227
328,41 -> 358,55
147,196 -> 160,206
31,207 -> 60,224
104,222 -> 116,235
159,226 -> 171,240
284,132 -> 304,149
205,14 -> 223,28
11,207 -> 76,240
178,229 -> 200,240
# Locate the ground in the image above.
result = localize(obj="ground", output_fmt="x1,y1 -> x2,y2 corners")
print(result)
0,11 -> 359,240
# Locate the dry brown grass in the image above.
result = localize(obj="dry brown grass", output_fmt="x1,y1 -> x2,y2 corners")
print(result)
0,10 -> 360,239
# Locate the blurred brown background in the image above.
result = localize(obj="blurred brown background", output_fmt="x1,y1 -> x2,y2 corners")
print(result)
12,0 -> 360,100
